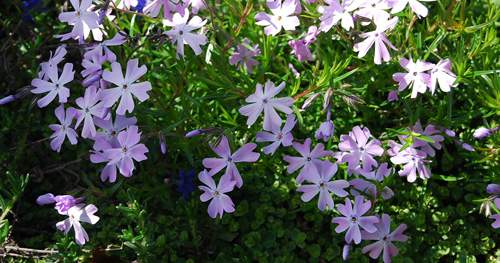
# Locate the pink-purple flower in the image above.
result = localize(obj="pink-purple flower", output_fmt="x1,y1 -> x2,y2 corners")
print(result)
57,0 -> 99,42
283,138 -> 333,183
429,58 -> 456,94
297,161 -> 349,211
256,114 -> 296,155
229,39 -> 261,74
361,213 -> 408,263
74,86 -> 106,139
255,0 -> 300,36
49,105 -> 79,152
388,140 -> 430,182
101,59 -> 152,114
490,198 -> 500,229
163,10 -> 207,58
202,136 -> 260,188
392,57 -> 434,98
36,193 -> 84,215
56,204 -> 100,246
198,169 -> 236,218
353,17 -> 398,65
338,126 -> 384,172
239,80 -> 294,130
332,196 -> 379,244
31,63 -> 74,108
318,0 -> 355,32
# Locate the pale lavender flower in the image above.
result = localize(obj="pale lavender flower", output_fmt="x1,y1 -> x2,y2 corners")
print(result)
392,57 -> 434,98
343,244 -> 352,261
93,114 -> 137,144
361,213 -> 408,263
112,0 -> 138,9
390,0 -> 435,18
387,89 -> 399,102
31,63 -> 74,108
349,178 -> 377,198
101,59 -> 152,115
57,0 -> 99,42
39,45 -> 67,80
304,26 -> 320,45
90,138 -> 119,182
491,198 -> 500,229
202,136 -> 260,188
198,170 -> 236,218
239,80 -> 294,130
318,0 -> 355,32
255,0 -> 300,36
487,184 -> 500,195
190,0 -> 207,14
56,204 -> 99,246
353,17 -> 398,65
75,86 -> 106,139
289,63 -> 300,78
315,119 -> 335,142
229,39 -> 261,74
102,125 -> 149,177
297,161 -> 349,211
163,10 -> 207,58
332,196 -> 379,244
256,114 -> 296,155
429,59 -> 456,94
283,138 -> 333,183
461,142 -> 475,152
81,53 -> 107,88
338,126 -> 384,171
36,193 -> 84,215
354,0 -> 391,24
388,140 -> 430,182
144,0 -> 188,19
359,162 -> 392,181
49,105 -> 78,152
289,39 -> 313,62
185,129 -> 205,138
473,127 -> 499,140
84,33 -> 127,63
407,121 -> 444,157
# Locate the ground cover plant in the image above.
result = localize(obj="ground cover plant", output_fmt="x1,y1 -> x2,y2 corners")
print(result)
0,0 -> 499,262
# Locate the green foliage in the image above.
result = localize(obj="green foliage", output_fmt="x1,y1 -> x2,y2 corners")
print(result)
0,0 -> 499,262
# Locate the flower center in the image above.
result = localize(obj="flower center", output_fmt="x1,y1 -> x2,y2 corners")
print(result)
374,33 -> 379,37
179,30 -> 184,35
307,157 -> 312,162
227,156 -> 233,162
277,16 -> 283,21
122,146 -> 128,153
351,217 -> 357,223
263,98 -> 268,104
123,84 -> 128,90
277,132 -> 283,140
214,191 -> 220,197
413,72 -> 418,76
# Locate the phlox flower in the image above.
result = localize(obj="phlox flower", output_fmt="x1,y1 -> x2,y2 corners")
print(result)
112,0 -> 138,9
298,161 -> 349,211
392,57 -> 434,98
190,0 -> 207,14
38,45 -> 67,80
31,63 -> 74,108
491,198 -> 500,229
57,0 -> 99,42
256,114 -> 296,155
354,0 -> 391,24
85,33 -> 127,63
338,125 -> 384,172
238,80 -> 294,130
315,120 -> 335,142
93,114 -> 137,143
361,213 -> 408,263
390,0 -> 435,18
81,53 -> 107,88
36,193 -> 84,215
202,136 -> 260,188
198,170 -> 236,218
101,59 -> 152,115
144,0 -> 188,19
487,184 -> 500,195
56,204 -> 99,246
90,138 -> 120,182
255,0 -> 300,36
101,125 -> 149,177
289,39 -> 313,62
318,0 -> 355,32
283,138 -> 333,183
48,105 -> 78,152
349,178 -> 377,197
407,121 -> 444,157
304,26 -> 320,45
332,196 -> 379,244
74,86 -> 106,139
388,140 -> 430,182
229,39 -> 261,74
163,9 -> 208,58
429,59 -> 457,94
353,17 -> 398,65
387,89 -> 399,102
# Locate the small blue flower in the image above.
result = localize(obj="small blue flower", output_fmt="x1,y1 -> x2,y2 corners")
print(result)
21,0 -> 42,23
177,169 -> 195,200
133,0 -> 146,13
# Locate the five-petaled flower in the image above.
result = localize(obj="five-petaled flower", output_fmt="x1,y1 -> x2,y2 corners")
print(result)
101,59 -> 152,115
74,86 -> 106,139
255,0 -> 300,36
56,204 -> 100,246
163,9 -> 208,58
198,169 -> 236,218
57,0 -> 99,42
229,39 -> 261,74
283,138 -> 333,183
49,105 -> 79,152
202,136 -> 260,188
256,114 -> 296,155
338,126 -> 384,172
392,57 -> 434,98
31,63 -> 74,108
332,196 -> 379,244
353,17 -> 398,65
390,0 -> 435,18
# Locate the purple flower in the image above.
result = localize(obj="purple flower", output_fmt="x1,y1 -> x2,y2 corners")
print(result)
318,0 -> 355,32
57,0 -> 99,42
283,138 -> 333,183
361,213 -> 408,263
112,0 -> 138,9
349,178 -> 377,198
354,0 -> 391,23
491,198 -> 500,229
75,86 -> 106,139
81,53 -> 107,88
255,0 -> 300,36
358,162 -> 393,181
473,127 -> 491,139
102,125 -> 149,177
31,63 -> 74,108
388,140 -> 430,182
144,0 -> 187,19
49,105 -> 78,152
387,89 -> 399,102
202,136 -> 260,188
338,126 -> 384,172
429,58 -> 456,94
408,122 -> 444,157
315,120 -> 335,142
342,243 -> 351,261
256,114 -> 296,155
38,45 -> 67,80
487,184 -> 500,195
90,138 -> 119,182
332,196 -> 379,244
289,39 -> 313,62
390,0 -> 435,18
353,17 -> 398,65
198,170 -> 236,218
56,204 -> 100,246
392,57 -> 434,98
163,10 -> 208,58
37,193 -> 84,215
304,25 -> 320,45
238,80 -> 294,130
461,142 -> 475,152
101,59 -> 152,115
229,39 -> 260,74
185,129 -> 205,138
85,33 -> 127,63
297,161 -> 349,211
